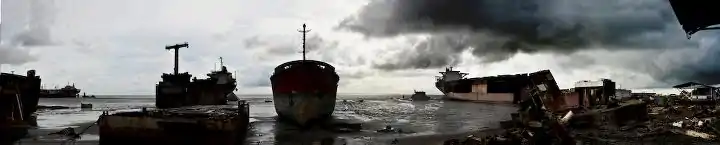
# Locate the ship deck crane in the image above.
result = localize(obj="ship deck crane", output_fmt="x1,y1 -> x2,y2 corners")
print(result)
165,42 -> 189,75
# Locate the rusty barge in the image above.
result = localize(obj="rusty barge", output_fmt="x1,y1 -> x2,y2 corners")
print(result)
98,103 -> 249,145
98,42 -> 249,145
0,70 -> 41,144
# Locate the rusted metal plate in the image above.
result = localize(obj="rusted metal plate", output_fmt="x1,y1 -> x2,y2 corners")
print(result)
99,104 -> 250,145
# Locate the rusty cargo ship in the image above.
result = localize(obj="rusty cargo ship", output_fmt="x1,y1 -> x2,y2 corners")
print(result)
1,70 -> 41,144
436,67 -> 550,104
155,43 -> 237,108
98,43 -> 249,145
271,24 -> 339,126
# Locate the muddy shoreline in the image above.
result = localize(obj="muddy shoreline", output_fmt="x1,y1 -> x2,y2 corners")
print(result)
15,119 -> 508,145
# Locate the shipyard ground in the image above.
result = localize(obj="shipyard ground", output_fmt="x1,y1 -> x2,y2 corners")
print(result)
13,121 -> 505,145
14,118 -> 718,145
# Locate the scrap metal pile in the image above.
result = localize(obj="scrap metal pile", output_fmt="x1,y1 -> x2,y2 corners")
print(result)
444,70 -> 720,145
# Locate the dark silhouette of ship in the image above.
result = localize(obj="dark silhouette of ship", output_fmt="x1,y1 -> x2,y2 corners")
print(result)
271,24 -> 339,126
155,42 -> 238,108
1,70 -> 41,143
39,84 -> 80,98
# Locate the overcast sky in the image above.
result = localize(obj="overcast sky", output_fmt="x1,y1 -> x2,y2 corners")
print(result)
1,0 -> 718,95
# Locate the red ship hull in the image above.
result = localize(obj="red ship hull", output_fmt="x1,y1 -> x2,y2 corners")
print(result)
270,60 -> 339,126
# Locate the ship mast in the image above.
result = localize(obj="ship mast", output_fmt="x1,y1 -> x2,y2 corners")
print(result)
219,57 -> 224,67
165,42 -> 189,75
297,24 -> 312,61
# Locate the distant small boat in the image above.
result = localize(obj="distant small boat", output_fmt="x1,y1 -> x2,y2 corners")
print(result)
81,93 -> 96,98
410,91 -> 430,101
80,103 -> 92,109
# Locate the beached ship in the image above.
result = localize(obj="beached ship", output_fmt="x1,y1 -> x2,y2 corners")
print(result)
271,24 -> 339,126
0,70 -> 41,144
99,43 -> 248,145
39,84 -> 80,98
155,42 -> 238,108
435,67 -> 549,104
99,103 -> 250,145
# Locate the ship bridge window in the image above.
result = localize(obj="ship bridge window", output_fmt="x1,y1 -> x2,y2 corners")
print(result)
284,66 -> 291,69
319,65 -> 325,69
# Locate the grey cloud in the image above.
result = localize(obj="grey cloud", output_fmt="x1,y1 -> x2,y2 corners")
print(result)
657,38 -> 720,85
239,65 -> 274,87
339,0 -> 720,87
339,0 -> 691,70
1,0 -> 56,65
11,27 -> 53,46
338,68 -> 375,79
0,45 -> 37,65
243,35 -> 336,56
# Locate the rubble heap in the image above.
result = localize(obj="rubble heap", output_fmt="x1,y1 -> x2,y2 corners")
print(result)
443,71 -> 720,145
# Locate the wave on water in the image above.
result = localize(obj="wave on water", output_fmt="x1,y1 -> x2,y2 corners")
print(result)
37,95 -> 516,144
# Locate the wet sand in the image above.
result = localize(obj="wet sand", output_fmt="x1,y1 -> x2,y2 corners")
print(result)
14,121 -> 99,145
24,97 -> 516,145
367,128 -> 506,145
14,120 -> 506,145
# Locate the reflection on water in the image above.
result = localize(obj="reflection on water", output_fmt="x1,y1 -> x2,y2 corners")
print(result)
245,99 -> 516,145
37,96 -> 517,144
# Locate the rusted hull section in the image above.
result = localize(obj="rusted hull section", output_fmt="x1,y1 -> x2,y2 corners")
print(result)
273,92 -> 336,126
0,71 -> 41,144
98,104 -> 249,145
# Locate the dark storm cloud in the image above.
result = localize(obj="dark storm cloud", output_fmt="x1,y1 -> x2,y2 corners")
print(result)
338,0 -> 720,86
658,38 -> 720,85
373,32 -> 466,70
338,0 -> 692,69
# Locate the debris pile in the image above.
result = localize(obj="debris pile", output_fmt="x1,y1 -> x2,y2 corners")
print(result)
444,71 -> 720,145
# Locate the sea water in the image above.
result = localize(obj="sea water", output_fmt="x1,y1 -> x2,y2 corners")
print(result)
36,95 -> 516,145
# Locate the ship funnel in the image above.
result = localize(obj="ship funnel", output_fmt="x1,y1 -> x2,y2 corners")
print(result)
27,70 -> 36,77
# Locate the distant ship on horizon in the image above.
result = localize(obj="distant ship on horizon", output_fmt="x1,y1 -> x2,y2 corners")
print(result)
39,84 -> 81,98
